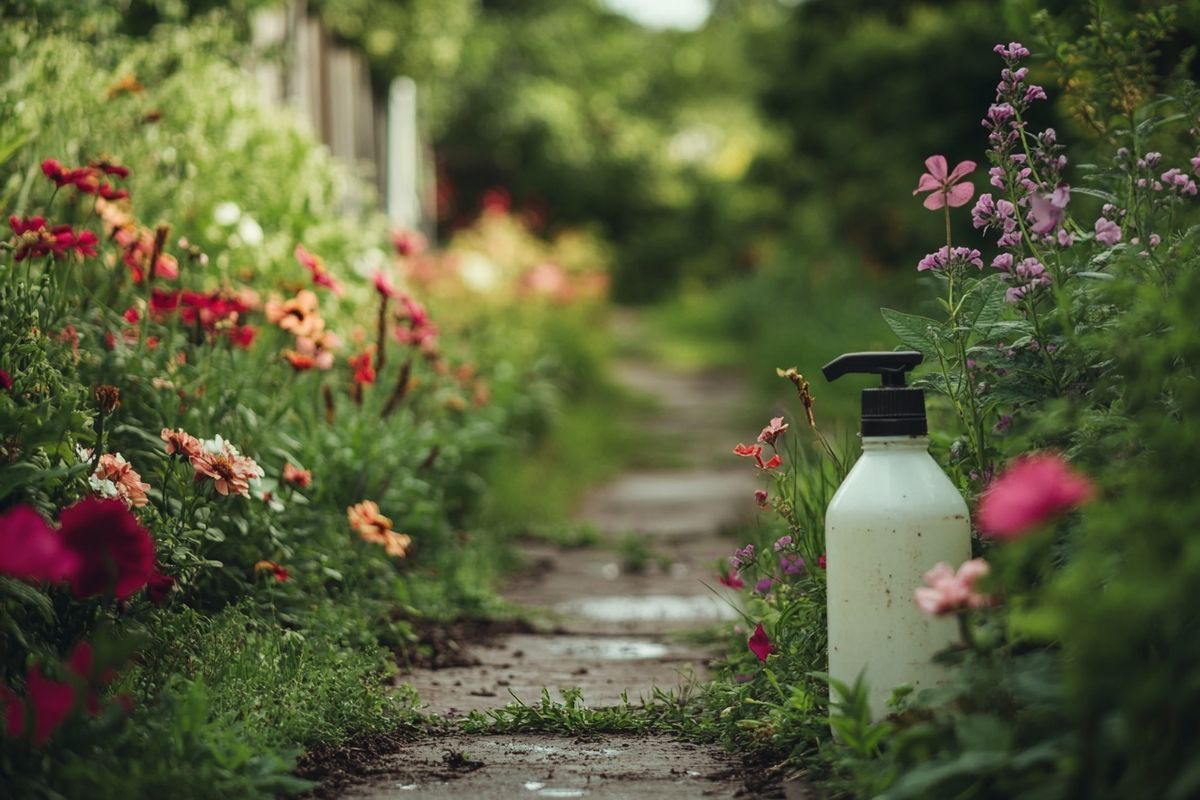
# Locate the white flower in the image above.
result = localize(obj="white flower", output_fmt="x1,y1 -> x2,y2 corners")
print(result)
213,202 -> 241,226
88,474 -> 120,499
237,216 -> 264,247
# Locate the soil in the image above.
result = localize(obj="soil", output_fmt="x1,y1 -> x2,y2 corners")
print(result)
305,314 -> 798,798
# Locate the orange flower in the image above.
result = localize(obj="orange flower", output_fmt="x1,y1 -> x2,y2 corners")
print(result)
190,436 -> 264,498
347,500 -> 412,559
283,350 -> 316,371
282,463 -> 311,489
347,500 -> 391,544
266,290 -> 325,339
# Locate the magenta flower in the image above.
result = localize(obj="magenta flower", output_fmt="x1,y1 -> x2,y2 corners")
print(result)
913,155 -> 977,210
748,623 -> 773,662
914,559 -> 992,617
780,553 -> 806,575
0,506 -> 78,584
754,489 -> 769,508
977,453 -> 1097,539
719,571 -> 744,590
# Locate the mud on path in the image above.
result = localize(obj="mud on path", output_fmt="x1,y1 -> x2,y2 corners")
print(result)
331,316 -> 771,799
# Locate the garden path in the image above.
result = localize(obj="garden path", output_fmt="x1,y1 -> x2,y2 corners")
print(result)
351,313 -> 771,799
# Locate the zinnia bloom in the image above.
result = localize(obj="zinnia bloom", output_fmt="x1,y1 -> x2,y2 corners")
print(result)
914,559 -> 991,616
282,463 -> 312,489
347,500 -> 412,559
976,453 -> 1096,539
349,350 -> 376,385
914,155 -> 977,209
190,436 -> 264,498
58,497 -> 156,600
0,505 -> 78,583
93,453 -> 151,508
161,428 -> 202,460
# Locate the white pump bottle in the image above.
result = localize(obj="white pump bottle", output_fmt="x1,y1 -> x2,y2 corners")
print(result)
822,352 -> 970,720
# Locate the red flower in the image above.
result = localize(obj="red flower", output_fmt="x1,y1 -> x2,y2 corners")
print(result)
754,489 -> 768,508
0,369 -> 11,392
719,571 -> 744,589
150,289 -> 181,315
0,505 -> 78,583
254,560 -> 289,582
92,161 -> 130,180
66,641 -> 117,715
818,554 -> 827,570
748,623 -> 773,662
26,668 -> 75,746
98,184 -> 129,201
733,443 -> 762,460
977,453 -> 1096,540
145,570 -> 175,604
123,307 -> 140,324
229,324 -> 257,349
758,454 -> 783,471
349,350 -> 376,385
58,498 -> 156,600
283,350 -> 316,371
68,229 -> 99,258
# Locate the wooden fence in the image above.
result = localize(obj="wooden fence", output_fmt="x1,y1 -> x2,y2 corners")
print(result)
250,1 -> 432,233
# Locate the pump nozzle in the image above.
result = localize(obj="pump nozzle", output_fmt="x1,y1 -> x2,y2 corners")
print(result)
821,351 -> 923,387
822,351 -> 927,437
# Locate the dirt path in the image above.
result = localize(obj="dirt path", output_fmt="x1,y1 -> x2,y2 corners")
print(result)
348,315 -> 768,799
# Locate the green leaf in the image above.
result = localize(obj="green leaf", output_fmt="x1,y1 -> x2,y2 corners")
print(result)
959,275 -> 1008,339
0,576 -> 55,621
880,308 -> 941,359
1071,186 -> 1119,203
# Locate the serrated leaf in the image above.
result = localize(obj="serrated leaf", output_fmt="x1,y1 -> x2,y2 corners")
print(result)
880,308 -> 941,359
959,275 -> 1008,339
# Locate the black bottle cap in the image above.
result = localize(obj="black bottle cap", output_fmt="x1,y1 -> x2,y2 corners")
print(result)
821,351 -> 927,437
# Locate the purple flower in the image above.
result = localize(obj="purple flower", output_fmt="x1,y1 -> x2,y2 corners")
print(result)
991,253 -> 1014,272
995,415 -> 1013,433
1149,234 -> 1162,248
780,553 -> 806,575
1095,217 -> 1122,247
1024,85 -> 1048,103
753,577 -> 775,595
1057,228 -> 1075,248
994,42 -> 1031,61
1161,168 -> 1198,196
917,246 -> 984,273
732,544 -> 755,568
989,166 -> 1006,190
1191,154 -> 1200,175
773,535 -> 792,552
971,193 -> 996,229
983,103 -> 1015,129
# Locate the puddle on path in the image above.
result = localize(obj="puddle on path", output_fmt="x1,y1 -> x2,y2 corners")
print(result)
557,594 -> 738,623
537,636 -> 669,660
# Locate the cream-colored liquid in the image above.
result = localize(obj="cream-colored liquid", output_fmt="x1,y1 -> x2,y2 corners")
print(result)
825,436 -> 970,720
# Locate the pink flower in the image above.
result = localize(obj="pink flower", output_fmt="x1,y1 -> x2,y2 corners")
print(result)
294,245 -> 344,295
758,454 -> 782,471
914,559 -> 992,616
0,505 -> 78,583
754,489 -> 769,508
719,571 -> 744,589
1094,217 -> 1122,247
58,498 -> 156,600
756,416 -> 789,446
914,155 -> 977,210
372,269 -> 398,299
748,623 -> 773,662
1029,184 -> 1070,234
161,428 -> 202,460
977,453 -> 1096,539
753,577 -> 775,595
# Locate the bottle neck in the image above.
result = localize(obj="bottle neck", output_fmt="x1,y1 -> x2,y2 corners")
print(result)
860,435 -> 930,451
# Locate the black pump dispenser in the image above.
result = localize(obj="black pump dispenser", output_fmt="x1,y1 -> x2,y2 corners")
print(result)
822,352 -> 926,437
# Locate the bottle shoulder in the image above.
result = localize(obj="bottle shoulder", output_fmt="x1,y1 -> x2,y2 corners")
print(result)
828,448 -> 968,518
